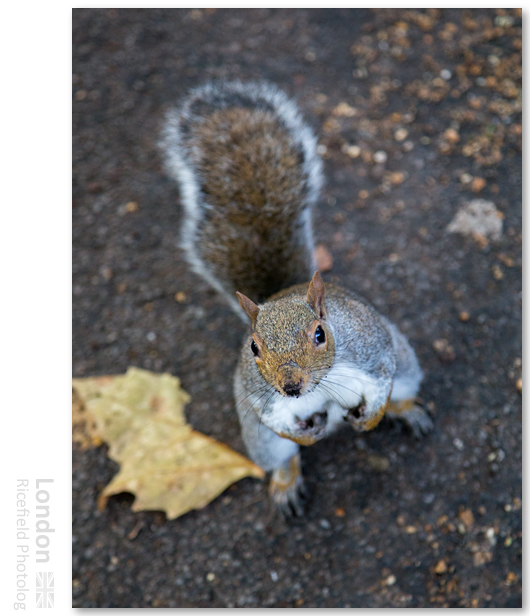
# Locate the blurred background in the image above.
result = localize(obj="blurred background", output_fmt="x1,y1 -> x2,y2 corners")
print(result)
73,8 -> 521,607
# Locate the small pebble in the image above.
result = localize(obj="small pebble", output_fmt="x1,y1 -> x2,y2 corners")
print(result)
488,54 -> 500,67
444,128 -> 460,144
373,150 -> 388,164
494,15 -> 514,27
473,551 -> 492,566
390,172 -> 405,185
453,437 -> 464,451
498,253 -> 514,267
101,267 -> 113,281
458,508 -> 474,528
472,177 -> 486,193
394,128 -> 408,141
367,454 -> 390,472
333,102 -> 357,117
492,265 -> 504,280
343,144 -> 361,158
433,338 -> 455,362
435,560 -> 448,575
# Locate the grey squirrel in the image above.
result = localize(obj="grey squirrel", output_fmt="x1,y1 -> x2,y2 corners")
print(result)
161,81 -> 432,516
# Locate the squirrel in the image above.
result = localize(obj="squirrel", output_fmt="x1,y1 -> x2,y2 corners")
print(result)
161,80 -> 432,516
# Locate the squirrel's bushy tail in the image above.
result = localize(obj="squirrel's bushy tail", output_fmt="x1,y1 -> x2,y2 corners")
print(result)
161,81 -> 323,321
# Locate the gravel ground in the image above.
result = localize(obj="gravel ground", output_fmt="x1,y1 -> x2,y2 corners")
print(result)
72,8 -> 522,608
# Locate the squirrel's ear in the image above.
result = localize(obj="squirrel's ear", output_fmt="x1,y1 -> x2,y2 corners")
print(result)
307,271 -> 326,319
236,291 -> 260,326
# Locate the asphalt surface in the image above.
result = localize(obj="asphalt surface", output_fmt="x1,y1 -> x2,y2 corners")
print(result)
72,9 -> 522,608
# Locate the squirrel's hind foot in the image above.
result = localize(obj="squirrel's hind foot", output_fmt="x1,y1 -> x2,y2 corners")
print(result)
385,398 -> 434,438
268,453 -> 306,518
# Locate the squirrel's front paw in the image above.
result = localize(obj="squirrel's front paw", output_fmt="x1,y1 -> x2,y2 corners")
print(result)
344,398 -> 386,432
278,411 -> 328,446
294,410 -> 327,442
269,453 -> 306,517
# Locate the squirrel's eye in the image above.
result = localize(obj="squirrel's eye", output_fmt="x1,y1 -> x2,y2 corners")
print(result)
251,340 -> 259,356
315,325 -> 326,344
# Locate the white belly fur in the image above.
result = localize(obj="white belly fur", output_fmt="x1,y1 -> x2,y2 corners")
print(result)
265,362 -> 379,435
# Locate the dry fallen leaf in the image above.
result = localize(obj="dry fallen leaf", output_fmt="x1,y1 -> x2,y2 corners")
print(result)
72,375 -> 114,449
72,367 -> 264,519
446,199 -> 503,243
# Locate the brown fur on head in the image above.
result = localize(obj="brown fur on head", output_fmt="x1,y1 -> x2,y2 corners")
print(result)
237,272 -> 335,397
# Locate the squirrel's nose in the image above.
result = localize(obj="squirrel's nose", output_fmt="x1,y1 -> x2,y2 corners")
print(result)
279,362 -> 305,397
283,380 -> 302,397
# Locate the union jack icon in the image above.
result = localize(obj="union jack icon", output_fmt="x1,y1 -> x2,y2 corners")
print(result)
36,572 -> 54,608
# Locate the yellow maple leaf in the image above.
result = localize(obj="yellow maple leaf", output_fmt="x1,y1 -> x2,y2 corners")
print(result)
72,367 -> 264,519
72,375 -> 116,449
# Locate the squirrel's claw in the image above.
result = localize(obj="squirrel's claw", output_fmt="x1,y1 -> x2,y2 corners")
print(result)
344,397 -> 386,433
270,476 -> 306,518
385,399 -> 434,438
